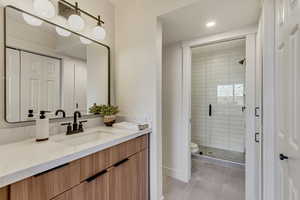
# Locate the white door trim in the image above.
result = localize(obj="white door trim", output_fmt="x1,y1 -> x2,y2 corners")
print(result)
260,0 -> 277,200
181,27 -> 259,200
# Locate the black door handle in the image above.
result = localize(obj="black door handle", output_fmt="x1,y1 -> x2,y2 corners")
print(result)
255,132 -> 260,143
280,154 -> 289,160
209,104 -> 212,117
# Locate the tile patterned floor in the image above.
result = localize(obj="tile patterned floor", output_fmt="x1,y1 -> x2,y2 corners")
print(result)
163,159 -> 245,200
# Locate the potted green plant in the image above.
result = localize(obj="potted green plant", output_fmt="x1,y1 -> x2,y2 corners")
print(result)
89,104 -> 119,126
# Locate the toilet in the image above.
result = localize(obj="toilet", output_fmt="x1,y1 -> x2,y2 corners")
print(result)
191,142 -> 200,154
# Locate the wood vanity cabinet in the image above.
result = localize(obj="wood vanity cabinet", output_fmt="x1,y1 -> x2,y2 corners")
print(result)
10,161 -> 81,200
5,134 -> 149,200
109,150 -> 148,200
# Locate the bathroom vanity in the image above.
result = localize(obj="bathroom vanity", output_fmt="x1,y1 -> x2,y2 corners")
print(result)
0,5 -> 150,200
0,127 -> 150,200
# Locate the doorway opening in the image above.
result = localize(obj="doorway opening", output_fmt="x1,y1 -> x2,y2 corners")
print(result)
190,39 -> 246,166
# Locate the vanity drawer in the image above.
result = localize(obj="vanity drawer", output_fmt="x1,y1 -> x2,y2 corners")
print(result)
80,149 -> 110,181
51,183 -> 85,200
138,135 -> 148,151
80,135 -> 148,182
10,160 -> 80,200
109,135 -> 149,165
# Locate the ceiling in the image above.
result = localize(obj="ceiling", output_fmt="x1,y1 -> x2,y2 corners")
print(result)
160,0 -> 261,45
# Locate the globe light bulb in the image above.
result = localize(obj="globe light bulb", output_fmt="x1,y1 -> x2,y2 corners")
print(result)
33,0 -> 55,19
56,27 -> 71,37
68,14 -> 85,32
80,36 -> 92,45
92,25 -> 106,40
22,13 -> 43,26
55,16 -> 71,37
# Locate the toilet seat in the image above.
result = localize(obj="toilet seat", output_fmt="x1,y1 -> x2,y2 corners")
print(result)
191,143 -> 200,154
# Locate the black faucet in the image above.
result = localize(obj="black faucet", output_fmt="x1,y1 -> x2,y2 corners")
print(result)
55,109 -> 66,118
61,111 -> 87,135
73,111 -> 82,132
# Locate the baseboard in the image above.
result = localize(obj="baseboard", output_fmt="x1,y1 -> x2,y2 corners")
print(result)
163,166 -> 188,183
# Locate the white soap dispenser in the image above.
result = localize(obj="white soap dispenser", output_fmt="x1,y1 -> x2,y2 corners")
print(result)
36,111 -> 50,142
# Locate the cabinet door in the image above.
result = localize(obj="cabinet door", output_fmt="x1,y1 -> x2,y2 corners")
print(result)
109,157 -> 135,200
110,150 -> 148,200
85,170 -> 110,200
0,187 -> 9,200
137,150 -> 149,200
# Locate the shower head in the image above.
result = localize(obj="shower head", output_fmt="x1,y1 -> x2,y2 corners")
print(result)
239,58 -> 246,65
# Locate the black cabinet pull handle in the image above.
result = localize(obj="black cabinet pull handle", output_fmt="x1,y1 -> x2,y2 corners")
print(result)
280,154 -> 289,161
34,163 -> 69,177
86,169 -> 108,182
114,158 -> 129,167
209,104 -> 212,117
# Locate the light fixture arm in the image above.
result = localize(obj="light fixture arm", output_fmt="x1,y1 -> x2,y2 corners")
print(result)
59,0 -> 105,25
74,2 -> 79,14
97,15 -> 102,26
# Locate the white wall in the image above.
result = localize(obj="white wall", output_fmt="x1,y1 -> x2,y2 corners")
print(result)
0,0 -> 115,142
112,1 -> 201,199
162,43 -> 186,181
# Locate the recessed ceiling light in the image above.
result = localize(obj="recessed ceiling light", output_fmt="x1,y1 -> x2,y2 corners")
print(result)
206,21 -> 216,28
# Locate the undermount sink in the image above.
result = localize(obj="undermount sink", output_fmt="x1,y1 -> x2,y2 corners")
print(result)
53,131 -> 114,146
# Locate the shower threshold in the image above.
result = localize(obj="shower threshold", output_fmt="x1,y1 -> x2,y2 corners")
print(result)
193,145 -> 245,165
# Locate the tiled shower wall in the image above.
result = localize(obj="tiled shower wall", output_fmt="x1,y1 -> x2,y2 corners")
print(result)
191,43 -> 246,153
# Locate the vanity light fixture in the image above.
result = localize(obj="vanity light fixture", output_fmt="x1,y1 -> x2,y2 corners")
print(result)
206,21 -> 216,28
80,36 -> 93,45
92,16 -> 106,40
58,0 -> 106,40
22,13 -> 43,26
67,2 -> 85,31
33,0 -> 55,19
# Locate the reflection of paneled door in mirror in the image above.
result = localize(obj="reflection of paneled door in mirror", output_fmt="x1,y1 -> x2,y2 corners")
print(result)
74,60 -> 87,114
20,52 -> 60,121
62,58 -> 87,117
6,48 -> 21,122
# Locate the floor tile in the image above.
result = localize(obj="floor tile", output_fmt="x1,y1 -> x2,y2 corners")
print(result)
163,158 -> 245,200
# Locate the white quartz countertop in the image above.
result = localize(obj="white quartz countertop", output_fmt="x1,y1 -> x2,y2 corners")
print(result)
0,126 -> 151,188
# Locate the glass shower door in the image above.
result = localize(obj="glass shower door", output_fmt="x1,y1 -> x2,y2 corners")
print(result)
191,41 -> 246,164
209,53 -> 246,163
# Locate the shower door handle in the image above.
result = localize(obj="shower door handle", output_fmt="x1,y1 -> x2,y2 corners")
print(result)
209,104 -> 212,117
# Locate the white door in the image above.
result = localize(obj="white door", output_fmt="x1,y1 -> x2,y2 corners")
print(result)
62,57 -> 87,116
74,60 -> 87,114
6,48 -> 21,122
275,0 -> 300,199
62,57 -> 75,116
21,52 -> 60,120
43,56 -> 61,118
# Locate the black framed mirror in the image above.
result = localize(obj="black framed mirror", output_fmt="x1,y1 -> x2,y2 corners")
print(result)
4,6 -> 111,124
